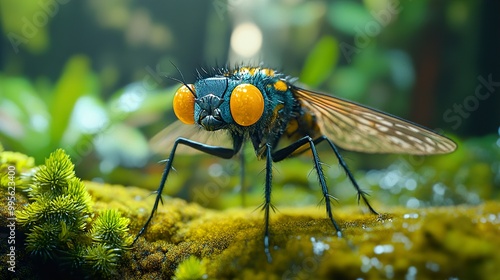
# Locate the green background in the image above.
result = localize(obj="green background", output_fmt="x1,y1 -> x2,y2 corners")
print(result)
0,0 -> 498,208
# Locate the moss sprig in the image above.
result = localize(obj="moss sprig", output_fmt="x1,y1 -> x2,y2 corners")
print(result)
28,149 -> 76,199
17,149 -> 92,234
90,209 -> 133,251
15,148 -> 132,277
85,244 -> 121,277
173,255 -> 207,280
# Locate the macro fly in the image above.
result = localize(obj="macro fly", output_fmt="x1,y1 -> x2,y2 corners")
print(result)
135,66 -> 457,261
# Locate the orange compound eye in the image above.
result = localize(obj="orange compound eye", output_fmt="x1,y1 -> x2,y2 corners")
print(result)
230,84 -> 264,126
173,84 -> 196,124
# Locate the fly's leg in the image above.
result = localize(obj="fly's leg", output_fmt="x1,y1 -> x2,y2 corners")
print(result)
273,135 -> 378,215
134,137 -> 236,243
239,143 -> 247,207
268,136 -> 344,256
273,136 -> 342,234
271,134 -> 380,240
262,143 -> 274,262
306,137 -> 343,235
323,137 -> 378,215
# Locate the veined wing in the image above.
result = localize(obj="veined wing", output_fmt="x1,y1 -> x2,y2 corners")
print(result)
292,87 -> 457,155
150,120 -> 233,155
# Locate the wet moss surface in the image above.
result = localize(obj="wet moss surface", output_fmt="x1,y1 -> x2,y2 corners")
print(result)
105,179 -> 499,280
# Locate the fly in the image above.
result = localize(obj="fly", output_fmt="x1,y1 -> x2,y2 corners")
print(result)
134,66 -> 457,262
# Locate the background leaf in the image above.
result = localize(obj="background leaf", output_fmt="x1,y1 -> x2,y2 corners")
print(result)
49,55 -> 93,147
300,35 -> 339,87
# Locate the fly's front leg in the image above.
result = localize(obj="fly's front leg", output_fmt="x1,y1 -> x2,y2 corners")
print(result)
263,143 -> 274,262
239,143 -> 247,207
134,137 -> 236,243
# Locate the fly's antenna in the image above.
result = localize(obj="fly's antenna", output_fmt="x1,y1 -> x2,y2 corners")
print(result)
169,61 -> 196,97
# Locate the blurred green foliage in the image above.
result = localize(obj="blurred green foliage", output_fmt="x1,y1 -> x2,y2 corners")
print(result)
0,56 -> 93,157
0,55 -> 173,177
0,0 -> 51,53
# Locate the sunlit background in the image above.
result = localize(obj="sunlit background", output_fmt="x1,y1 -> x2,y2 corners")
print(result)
0,0 -> 499,209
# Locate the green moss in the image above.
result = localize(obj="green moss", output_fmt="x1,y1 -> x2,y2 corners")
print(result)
3,144 -> 499,279
84,243 -> 121,277
124,196 -> 500,279
13,149 -> 132,278
90,209 -> 133,250
0,144 -> 35,190
173,255 -> 207,280
17,150 -> 93,258
0,143 -> 35,229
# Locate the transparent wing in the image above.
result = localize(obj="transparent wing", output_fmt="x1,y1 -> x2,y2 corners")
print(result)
150,120 -> 233,155
293,87 -> 457,155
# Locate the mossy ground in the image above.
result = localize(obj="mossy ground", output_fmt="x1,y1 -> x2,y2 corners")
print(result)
1,148 -> 499,279
82,182 -> 500,280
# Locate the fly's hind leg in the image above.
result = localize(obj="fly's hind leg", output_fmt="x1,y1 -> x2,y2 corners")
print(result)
322,136 -> 378,215
272,136 -> 342,236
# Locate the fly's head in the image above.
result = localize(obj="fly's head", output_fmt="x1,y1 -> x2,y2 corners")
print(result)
173,77 -> 266,131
